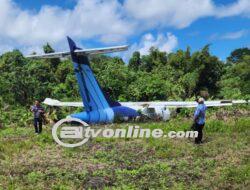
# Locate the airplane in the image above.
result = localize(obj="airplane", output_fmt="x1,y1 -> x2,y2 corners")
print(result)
26,37 -> 248,124
43,98 -> 247,122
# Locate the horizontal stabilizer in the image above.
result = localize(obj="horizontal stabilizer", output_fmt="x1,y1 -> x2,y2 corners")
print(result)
26,51 -> 70,59
25,45 -> 128,59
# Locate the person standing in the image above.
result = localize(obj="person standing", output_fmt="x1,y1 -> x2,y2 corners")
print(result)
193,98 -> 207,144
31,100 -> 45,134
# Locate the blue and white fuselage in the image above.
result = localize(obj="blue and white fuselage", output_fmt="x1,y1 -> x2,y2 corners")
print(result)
26,37 -> 248,124
71,106 -> 139,123
66,37 -> 139,124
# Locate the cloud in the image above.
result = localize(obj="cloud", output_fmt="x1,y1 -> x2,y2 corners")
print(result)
124,0 -> 214,29
215,0 -> 250,18
209,30 -> 248,41
136,33 -> 178,55
221,30 -> 248,40
124,0 -> 250,29
0,0 -> 249,55
122,32 -> 178,62
0,0 -> 134,54
208,33 -> 219,41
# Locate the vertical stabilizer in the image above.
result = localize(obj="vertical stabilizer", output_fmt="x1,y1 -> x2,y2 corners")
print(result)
67,37 -> 110,112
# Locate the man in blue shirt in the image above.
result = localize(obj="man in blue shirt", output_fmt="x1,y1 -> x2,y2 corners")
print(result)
31,100 -> 45,134
193,97 -> 207,144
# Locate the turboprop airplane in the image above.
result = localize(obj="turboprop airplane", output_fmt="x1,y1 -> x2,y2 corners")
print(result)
43,98 -> 247,122
26,37 -> 248,124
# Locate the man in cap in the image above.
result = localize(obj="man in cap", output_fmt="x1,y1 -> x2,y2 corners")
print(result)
193,97 -> 207,144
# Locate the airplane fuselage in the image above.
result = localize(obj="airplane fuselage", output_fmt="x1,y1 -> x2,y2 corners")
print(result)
28,37 -> 248,125
70,105 -> 139,124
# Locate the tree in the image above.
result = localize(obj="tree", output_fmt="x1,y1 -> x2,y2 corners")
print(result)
127,72 -> 169,101
128,51 -> 141,71
140,47 -> 167,72
192,45 -> 224,96
43,43 -> 55,53
43,43 -> 59,70
0,50 -> 29,105
90,55 -> 132,101
0,43 -> 248,111
227,47 -> 250,64
219,55 -> 250,99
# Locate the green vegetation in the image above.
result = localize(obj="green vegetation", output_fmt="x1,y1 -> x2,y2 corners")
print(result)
0,110 -> 249,189
0,45 -> 249,127
0,44 -> 249,189
1,45 -> 250,105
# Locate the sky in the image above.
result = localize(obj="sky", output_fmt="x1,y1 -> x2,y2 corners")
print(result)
0,0 -> 249,62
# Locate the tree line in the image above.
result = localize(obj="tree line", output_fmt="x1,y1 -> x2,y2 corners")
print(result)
0,44 -> 249,109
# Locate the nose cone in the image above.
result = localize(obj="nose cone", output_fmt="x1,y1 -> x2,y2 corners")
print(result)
70,112 -> 90,123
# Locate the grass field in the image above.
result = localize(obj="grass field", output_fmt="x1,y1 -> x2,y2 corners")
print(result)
0,111 -> 249,189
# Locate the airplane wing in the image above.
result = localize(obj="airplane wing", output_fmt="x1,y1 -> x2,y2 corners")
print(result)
119,100 -> 247,108
25,45 -> 129,59
43,98 -> 83,107
43,98 -> 248,109
120,101 -> 233,109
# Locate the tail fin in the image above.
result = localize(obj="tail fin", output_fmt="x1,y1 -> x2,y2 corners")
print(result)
67,37 -> 112,112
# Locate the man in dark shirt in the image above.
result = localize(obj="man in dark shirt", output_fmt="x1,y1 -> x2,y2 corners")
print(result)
31,100 -> 45,134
